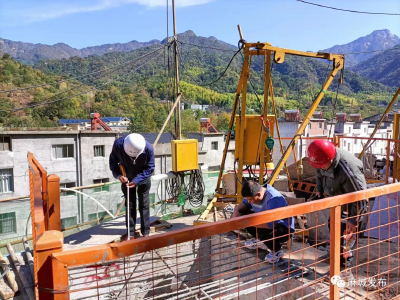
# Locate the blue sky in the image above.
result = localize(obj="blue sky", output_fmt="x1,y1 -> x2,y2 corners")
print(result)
0,0 -> 399,51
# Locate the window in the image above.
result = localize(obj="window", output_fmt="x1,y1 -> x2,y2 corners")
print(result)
61,216 -> 77,230
344,140 -> 347,147
52,145 -> 74,159
308,124 -> 311,129
93,178 -> 110,192
319,122 -> 322,129
88,210 -> 114,222
348,127 -> 352,134
211,141 -> 218,150
354,139 -> 357,145
94,145 -> 105,157
0,137 -> 11,151
0,212 -> 16,235
364,128 -> 367,133
60,182 -> 76,196
0,169 -> 13,193
348,144 -> 351,152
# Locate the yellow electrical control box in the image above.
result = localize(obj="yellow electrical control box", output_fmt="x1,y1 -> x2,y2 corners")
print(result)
171,139 -> 199,172
235,115 -> 275,165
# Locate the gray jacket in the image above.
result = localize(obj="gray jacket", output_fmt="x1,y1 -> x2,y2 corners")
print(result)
316,148 -> 367,225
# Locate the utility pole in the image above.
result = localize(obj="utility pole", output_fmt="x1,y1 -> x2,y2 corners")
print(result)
172,0 -> 181,139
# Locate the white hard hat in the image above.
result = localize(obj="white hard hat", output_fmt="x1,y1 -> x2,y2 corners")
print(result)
123,133 -> 146,157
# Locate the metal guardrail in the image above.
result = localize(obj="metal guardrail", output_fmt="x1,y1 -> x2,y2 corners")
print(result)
43,183 -> 400,299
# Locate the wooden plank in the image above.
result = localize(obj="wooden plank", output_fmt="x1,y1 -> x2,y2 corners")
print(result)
115,198 -> 126,217
198,198 -> 217,221
6,244 -> 35,300
213,202 -> 228,208
294,229 -> 309,236
0,252 -> 18,293
193,220 -> 209,226
0,278 -> 14,299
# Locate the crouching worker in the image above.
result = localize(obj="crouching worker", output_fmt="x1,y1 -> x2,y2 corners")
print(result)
232,180 -> 295,263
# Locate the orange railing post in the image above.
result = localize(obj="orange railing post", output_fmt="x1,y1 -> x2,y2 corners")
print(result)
394,142 -> 398,183
47,175 -> 61,231
37,231 -> 65,300
386,140 -> 390,184
329,205 -> 341,300
28,152 -> 65,300
50,256 -> 69,299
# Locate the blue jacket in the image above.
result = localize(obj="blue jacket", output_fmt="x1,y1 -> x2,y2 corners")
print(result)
109,137 -> 155,185
243,184 -> 295,232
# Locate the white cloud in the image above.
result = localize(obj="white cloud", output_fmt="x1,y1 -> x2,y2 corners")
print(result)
14,0 -> 215,23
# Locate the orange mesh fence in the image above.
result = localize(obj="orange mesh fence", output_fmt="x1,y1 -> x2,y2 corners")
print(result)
40,183 -> 400,300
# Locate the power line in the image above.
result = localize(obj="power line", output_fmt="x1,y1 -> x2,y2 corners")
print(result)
177,43 -> 241,87
297,0 -> 400,15
0,45 -> 168,94
177,40 -> 237,53
0,50 -> 165,113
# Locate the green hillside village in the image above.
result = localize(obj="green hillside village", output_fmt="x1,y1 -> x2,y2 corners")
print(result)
1,30 -> 399,130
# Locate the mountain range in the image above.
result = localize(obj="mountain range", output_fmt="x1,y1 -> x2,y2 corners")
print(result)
321,29 -> 400,68
0,29 -> 399,128
0,30 -> 237,65
353,45 -> 400,87
0,38 -> 161,64
1,29 -> 399,88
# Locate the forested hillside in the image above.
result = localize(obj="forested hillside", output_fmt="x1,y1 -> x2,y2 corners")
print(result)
352,46 -> 400,87
0,31 -> 397,131
34,31 -> 394,118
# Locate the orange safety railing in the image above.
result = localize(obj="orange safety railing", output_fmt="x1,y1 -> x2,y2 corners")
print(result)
28,152 -> 62,299
27,139 -> 400,299
36,185 -> 400,299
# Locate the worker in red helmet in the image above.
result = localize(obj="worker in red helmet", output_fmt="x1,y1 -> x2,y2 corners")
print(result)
308,139 -> 367,269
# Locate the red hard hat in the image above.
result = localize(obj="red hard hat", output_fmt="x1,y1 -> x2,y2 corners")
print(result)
307,140 -> 336,168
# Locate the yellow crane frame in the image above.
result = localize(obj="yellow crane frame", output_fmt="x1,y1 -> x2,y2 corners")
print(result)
215,40 -> 344,203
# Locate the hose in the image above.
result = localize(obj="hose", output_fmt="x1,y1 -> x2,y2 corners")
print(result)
60,188 -> 114,219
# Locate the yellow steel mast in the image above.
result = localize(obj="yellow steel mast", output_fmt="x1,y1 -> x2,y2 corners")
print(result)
215,27 -> 344,203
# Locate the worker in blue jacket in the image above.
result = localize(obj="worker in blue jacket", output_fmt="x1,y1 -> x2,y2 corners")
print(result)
109,133 -> 155,238
233,180 -> 295,263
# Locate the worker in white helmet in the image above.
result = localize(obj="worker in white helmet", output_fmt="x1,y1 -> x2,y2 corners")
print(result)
109,133 -> 155,238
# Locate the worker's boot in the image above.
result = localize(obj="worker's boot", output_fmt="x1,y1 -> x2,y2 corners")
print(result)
265,250 -> 284,264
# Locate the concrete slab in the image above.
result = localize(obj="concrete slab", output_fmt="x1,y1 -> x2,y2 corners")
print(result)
63,215 -> 200,251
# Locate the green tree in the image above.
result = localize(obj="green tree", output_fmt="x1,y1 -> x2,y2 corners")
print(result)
216,112 -> 230,131
181,110 -> 199,132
